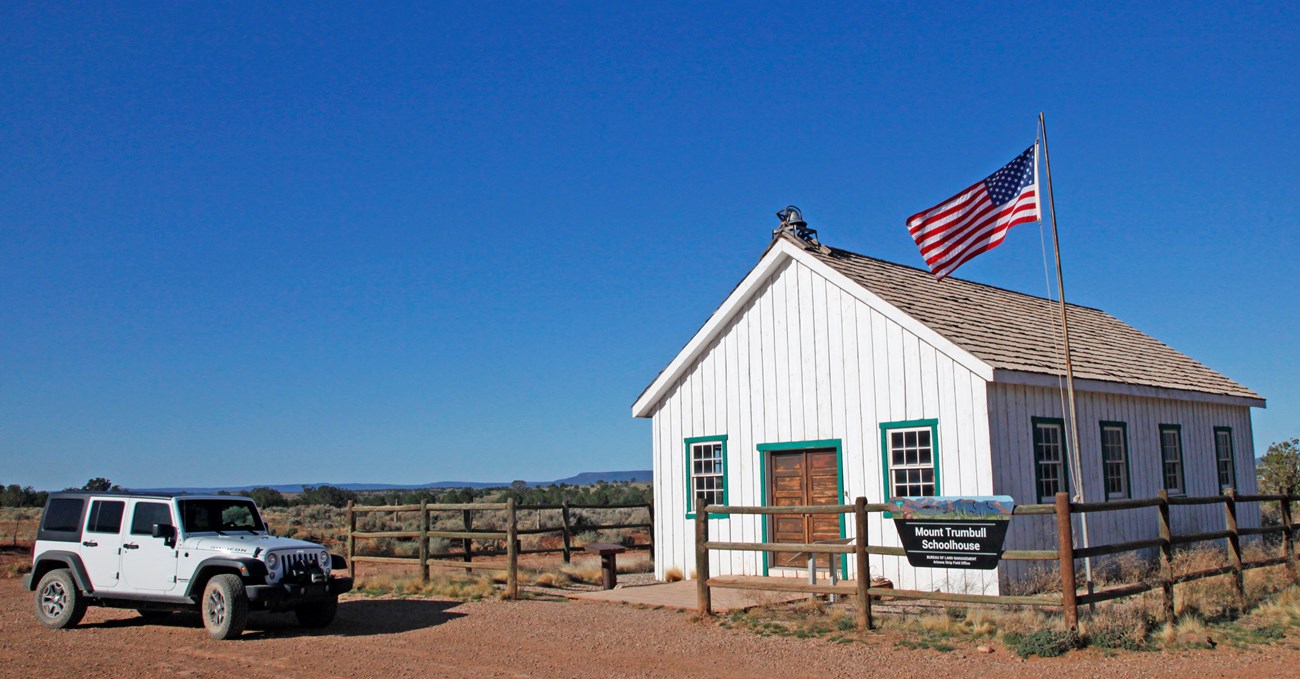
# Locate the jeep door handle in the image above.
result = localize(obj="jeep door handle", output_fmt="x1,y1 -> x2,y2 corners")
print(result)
82,541 -> 98,547
123,543 -> 139,550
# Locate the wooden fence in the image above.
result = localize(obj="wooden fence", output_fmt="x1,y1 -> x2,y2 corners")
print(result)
347,499 -> 653,599
695,490 -> 1299,631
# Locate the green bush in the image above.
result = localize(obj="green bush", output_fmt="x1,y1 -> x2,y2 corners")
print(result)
1003,629 -> 1081,658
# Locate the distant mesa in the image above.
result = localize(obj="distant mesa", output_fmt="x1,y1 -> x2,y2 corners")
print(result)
130,469 -> 654,495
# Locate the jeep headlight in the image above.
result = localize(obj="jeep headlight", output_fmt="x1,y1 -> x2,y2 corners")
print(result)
318,550 -> 330,568
266,552 -> 279,570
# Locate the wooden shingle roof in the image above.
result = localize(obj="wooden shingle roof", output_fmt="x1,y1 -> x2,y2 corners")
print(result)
799,237 -> 1262,402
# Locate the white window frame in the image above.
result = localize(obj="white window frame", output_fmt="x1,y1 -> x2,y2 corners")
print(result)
881,421 -> 939,500
1033,418 -> 1069,504
685,436 -> 727,518
1160,425 -> 1185,496
1214,427 -> 1236,492
1099,422 -> 1130,500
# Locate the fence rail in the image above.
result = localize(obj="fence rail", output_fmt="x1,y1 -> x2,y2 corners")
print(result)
346,499 -> 653,598
694,490 -> 1300,631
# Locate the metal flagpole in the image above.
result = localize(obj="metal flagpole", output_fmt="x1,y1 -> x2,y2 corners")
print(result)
1038,111 -> 1094,602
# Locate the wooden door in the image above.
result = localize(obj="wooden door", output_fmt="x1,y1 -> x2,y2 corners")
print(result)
768,449 -> 840,569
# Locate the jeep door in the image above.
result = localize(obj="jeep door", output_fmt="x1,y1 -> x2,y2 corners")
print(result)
81,498 -> 126,590
120,500 -> 178,592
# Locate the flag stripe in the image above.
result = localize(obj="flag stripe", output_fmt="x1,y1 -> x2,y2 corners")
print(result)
907,144 -> 1039,279
925,195 -> 1034,264
925,194 -> 1038,262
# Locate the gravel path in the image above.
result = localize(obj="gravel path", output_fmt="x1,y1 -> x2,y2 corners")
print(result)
1,579 -> 1296,678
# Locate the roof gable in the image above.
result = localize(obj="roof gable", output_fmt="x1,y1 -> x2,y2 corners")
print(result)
631,237 -> 994,418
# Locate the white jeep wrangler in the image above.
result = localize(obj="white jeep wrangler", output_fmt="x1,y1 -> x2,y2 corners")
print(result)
24,491 -> 354,639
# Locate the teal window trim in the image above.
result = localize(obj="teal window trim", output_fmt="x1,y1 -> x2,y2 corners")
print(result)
1214,426 -> 1237,491
1031,417 -> 1071,504
1159,424 -> 1186,496
880,419 -> 941,518
1098,421 -> 1131,500
756,439 -> 846,578
685,435 -> 728,519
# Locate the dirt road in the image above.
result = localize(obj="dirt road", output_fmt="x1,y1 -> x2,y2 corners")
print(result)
1,579 -> 1296,678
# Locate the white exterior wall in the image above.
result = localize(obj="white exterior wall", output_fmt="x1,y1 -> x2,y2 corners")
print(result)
649,257 -> 1001,594
988,383 -> 1260,588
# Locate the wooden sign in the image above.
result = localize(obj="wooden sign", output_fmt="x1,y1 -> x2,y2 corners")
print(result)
891,496 -> 1015,570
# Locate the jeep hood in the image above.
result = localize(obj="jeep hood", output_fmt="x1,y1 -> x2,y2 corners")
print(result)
184,535 -> 328,555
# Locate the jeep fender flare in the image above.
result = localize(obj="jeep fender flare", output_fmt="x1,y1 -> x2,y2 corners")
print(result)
29,551 -> 93,593
184,557 -> 270,599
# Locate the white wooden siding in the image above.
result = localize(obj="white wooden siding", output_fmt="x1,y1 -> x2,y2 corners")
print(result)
988,383 -> 1260,589
650,258 -> 998,593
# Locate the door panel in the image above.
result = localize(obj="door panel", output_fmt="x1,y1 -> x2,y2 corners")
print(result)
81,499 -> 126,591
768,449 -> 840,569
120,501 -> 178,592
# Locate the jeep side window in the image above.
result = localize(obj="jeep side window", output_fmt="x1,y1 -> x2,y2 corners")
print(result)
87,500 -> 126,534
42,498 -> 85,533
130,502 -> 173,536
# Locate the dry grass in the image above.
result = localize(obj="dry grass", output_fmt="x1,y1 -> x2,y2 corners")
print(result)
664,566 -> 684,583
355,572 -> 498,600
0,508 -> 40,546
724,546 -> 1300,658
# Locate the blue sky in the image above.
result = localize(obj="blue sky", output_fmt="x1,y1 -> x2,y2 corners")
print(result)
2,2 -> 1296,490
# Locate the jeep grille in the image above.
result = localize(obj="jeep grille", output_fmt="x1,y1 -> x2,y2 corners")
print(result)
271,550 -> 327,584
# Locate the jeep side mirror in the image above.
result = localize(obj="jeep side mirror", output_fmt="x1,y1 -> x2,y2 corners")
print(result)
152,523 -> 176,540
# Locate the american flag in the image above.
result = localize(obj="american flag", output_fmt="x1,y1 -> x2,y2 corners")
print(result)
907,144 -> 1040,280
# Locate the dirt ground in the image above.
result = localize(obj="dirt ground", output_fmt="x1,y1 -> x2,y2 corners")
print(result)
3,542 -> 1300,679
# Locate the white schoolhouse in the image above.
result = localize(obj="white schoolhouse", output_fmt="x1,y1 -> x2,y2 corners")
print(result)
633,230 -> 1265,594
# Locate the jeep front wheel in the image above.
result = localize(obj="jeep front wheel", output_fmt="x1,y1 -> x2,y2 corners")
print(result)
201,574 -> 248,640
295,593 -> 338,628
34,569 -> 86,629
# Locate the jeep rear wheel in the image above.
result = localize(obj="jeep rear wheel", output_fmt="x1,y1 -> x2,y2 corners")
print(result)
201,574 -> 248,640
34,569 -> 86,629
295,593 -> 338,628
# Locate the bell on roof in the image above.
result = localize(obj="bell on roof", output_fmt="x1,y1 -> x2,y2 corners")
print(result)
774,205 -> 821,248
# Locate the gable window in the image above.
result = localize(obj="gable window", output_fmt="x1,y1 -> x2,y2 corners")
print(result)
1160,425 -> 1185,496
685,436 -> 727,517
1099,422 -> 1130,500
1214,427 -> 1236,491
881,420 -> 940,499
1032,418 -> 1069,504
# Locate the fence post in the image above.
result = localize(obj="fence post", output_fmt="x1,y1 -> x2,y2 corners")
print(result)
696,504 -> 711,616
506,498 -> 519,600
854,497 -> 872,631
646,501 -> 655,556
1055,492 -> 1078,631
561,500 -> 573,564
419,500 -> 430,586
346,501 -> 356,581
1283,495 -> 1297,582
1157,489 -> 1175,623
1224,489 -> 1245,603
462,509 -> 474,564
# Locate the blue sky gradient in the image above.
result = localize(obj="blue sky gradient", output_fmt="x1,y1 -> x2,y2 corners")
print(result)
2,2 -> 1296,489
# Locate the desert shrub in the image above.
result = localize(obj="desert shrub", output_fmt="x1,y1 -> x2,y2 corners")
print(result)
1003,629 -> 1081,658
1084,603 -> 1152,651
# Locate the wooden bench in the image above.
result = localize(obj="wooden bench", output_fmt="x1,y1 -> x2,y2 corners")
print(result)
583,543 -> 627,589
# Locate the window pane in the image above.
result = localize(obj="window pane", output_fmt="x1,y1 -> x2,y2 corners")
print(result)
131,503 -> 173,536
88,500 -> 125,534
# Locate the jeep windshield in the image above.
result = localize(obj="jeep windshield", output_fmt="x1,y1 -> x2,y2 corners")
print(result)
178,499 -> 267,535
